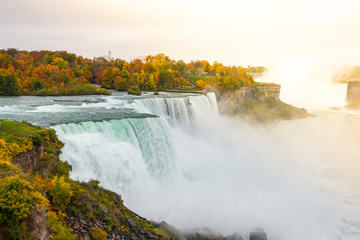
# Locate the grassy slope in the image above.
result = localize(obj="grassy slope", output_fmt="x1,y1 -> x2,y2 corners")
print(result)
0,120 -> 168,240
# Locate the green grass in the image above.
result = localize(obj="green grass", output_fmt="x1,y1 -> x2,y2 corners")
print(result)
0,120 -> 53,144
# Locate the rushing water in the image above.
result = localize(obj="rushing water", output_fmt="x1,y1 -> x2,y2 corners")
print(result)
0,91 -> 359,240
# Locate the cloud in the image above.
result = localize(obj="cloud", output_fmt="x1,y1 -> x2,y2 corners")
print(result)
0,0 -> 360,66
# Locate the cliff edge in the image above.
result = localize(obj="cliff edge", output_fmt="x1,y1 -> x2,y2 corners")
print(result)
216,84 -> 309,123
0,120 -> 169,240
347,82 -> 360,107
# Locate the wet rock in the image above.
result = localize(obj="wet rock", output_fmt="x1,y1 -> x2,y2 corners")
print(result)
226,233 -> 244,240
80,218 -> 88,226
27,207 -> 49,240
156,221 -> 186,240
127,218 -> 137,227
184,227 -> 241,240
249,230 -> 267,240
147,232 -> 157,239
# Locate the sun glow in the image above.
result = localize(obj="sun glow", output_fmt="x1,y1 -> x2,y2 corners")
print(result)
1,0 -> 360,65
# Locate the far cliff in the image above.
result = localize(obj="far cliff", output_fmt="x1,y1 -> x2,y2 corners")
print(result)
347,81 -> 360,107
216,83 -> 309,123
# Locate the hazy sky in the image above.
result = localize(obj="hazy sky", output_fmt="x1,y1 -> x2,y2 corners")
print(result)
1,0 -> 360,66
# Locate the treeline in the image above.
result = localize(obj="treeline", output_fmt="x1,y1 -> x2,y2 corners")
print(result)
187,60 -> 256,91
333,65 -> 360,82
0,49 -> 262,95
0,49 -> 109,96
94,53 -> 189,91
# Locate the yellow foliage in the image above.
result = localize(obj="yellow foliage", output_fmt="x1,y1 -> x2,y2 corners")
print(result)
121,225 -> 130,235
46,211 -> 75,240
0,174 -> 48,222
91,227 -> 108,240
44,152 -> 54,161
0,137 -> 33,163
47,176 -> 73,212
197,80 -> 207,89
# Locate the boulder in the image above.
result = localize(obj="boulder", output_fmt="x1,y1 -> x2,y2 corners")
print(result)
249,231 -> 267,240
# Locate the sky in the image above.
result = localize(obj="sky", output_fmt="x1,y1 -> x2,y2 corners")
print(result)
1,0 -> 360,67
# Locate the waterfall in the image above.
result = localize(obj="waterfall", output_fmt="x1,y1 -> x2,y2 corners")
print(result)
189,92 -> 219,124
53,117 -> 174,193
51,92 -> 360,240
129,93 -> 219,130
53,93 -> 218,193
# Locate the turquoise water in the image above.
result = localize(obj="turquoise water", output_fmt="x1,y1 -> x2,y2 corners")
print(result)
0,92 -> 359,240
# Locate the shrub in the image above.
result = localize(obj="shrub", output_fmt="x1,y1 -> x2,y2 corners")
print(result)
35,89 -> 48,96
0,175 -> 48,223
127,86 -> 141,96
96,88 -> 111,95
91,227 -> 107,240
46,211 -> 75,240
0,137 -> 33,163
196,80 -> 206,89
47,176 -> 73,212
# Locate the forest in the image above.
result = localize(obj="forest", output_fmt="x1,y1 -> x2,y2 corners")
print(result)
0,49 -> 264,96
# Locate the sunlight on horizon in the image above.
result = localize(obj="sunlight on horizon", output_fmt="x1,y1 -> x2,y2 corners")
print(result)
1,0 -> 360,107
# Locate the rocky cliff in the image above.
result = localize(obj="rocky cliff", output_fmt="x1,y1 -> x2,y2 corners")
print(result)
0,120 -> 168,240
216,84 -> 309,122
217,84 -> 281,113
0,120 -> 261,240
347,82 -> 360,107
347,82 -> 360,101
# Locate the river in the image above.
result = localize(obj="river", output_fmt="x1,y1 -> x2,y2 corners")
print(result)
0,92 -> 359,240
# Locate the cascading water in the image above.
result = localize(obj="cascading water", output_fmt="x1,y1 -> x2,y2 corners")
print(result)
53,93 -> 219,194
1,92 -> 357,240
128,92 -> 219,130
54,117 -> 175,193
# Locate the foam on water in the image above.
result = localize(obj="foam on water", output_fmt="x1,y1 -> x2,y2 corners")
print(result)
7,92 -> 356,240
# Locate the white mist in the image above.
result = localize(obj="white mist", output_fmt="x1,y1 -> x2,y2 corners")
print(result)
54,93 -> 360,240
256,56 -> 348,109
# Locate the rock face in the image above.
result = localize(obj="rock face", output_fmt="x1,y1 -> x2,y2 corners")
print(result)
250,231 -> 267,240
217,84 -> 281,115
347,82 -> 360,102
1,121 -> 167,240
27,208 -> 49,240
155,222 -> 246,240
216,84 -> 308,122
12,143 -> 44,173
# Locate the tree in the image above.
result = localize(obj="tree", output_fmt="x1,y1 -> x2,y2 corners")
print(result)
121,69 -> 130,79
51,57 -> 68,70
114,76 -> 128,91
157,69 -> 173,88
175,60 -> 188,78
145,74 -> 156,90
0,71 -> 20,95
